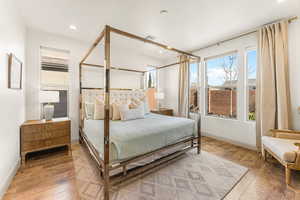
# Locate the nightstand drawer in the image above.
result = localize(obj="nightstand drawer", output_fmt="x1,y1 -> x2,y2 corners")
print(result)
22,140 -> 46,151
22,125 -> 43,134
22,131 -> 45,142
44,136 -> 70,147
21,127 -> 69,142
44,129 -> 69,138
22,136 -> 70,152
45,121 -> 70,131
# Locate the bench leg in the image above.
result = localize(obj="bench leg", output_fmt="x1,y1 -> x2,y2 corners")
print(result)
285,167 -> 292,185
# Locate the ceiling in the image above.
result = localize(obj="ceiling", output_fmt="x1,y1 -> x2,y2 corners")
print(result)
18,0 -> 299,53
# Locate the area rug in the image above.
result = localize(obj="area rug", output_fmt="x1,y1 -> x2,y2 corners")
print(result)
76,149 -> 248,200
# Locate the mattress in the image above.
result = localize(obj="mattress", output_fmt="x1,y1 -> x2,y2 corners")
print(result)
83,113 -> 196,162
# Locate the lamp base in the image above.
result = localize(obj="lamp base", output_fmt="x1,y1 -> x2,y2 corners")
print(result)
44,104 -> 54,121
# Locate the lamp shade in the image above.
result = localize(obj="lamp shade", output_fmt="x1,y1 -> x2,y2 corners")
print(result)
40,91 -> 59,103
154,92 -> 165,100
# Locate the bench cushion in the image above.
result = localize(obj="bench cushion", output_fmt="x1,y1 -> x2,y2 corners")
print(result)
262,136 -> 299,163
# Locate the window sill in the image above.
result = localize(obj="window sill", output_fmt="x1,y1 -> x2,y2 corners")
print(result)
204,115 -> 238,122
245,120 -> 256,124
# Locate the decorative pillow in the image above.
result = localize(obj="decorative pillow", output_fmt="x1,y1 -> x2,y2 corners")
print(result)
120,102 -> 145,121
85,102 -> 94,119
129,98 -> 141,109
94,99 -> 113,120
112,100 -> 130,120
94,99 -> 104,120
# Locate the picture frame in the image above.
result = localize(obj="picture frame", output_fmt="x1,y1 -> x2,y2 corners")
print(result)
8,53 -> 23,89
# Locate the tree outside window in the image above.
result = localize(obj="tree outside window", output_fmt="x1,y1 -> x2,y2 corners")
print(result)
189,62 -> 199,113
206,53 -> 238,119
246,49 -> 257,121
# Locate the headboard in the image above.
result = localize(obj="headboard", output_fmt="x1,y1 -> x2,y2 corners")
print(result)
81,89 -> 146,104
80,89 -> 146,127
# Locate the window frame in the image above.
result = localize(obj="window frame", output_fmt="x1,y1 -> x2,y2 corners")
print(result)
204,51 -> 239,119
189,60 -> 200,113
245,47 -> 258,122
39,46 -> 70,119
145,69 -> 157,89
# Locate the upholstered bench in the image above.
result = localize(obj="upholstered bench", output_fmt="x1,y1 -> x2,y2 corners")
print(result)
262,129 -> 300,187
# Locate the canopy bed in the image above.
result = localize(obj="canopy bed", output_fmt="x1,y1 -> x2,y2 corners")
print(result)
79,25 -> 201,200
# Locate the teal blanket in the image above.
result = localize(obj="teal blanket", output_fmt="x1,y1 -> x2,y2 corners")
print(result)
84,113 -> 196,162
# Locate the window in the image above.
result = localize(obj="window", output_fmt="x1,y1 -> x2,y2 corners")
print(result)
145,69 -> 157,88
246,49 -> 257,121
206,53 -> 238,119
40,47 -> 70,118
189,62 -> 199,113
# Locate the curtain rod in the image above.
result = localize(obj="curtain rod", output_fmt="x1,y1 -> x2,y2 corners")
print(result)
191,16 -> 298,52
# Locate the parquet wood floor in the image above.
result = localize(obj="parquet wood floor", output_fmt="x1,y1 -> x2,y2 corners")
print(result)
3,137 -> 300,200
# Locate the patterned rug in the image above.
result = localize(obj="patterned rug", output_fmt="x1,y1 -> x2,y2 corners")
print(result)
76,149 -> 248,200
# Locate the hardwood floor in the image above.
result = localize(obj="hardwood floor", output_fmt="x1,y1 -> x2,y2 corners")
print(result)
3,137 -> 300,200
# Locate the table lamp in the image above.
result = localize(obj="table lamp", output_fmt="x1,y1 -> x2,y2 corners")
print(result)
40,91 -> 59,121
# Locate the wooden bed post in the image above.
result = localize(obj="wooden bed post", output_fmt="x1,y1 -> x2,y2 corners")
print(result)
187,56 -> 190,119
103,25 -> 111,200
196,59 -> 201,154
197,115 -> 201,154
79,63 -> 83,143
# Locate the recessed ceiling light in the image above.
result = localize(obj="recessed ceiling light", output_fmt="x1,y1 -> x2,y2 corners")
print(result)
159,50 -> 163,54
160,10 -> 168,14
69,25 -> 77,30
277,0 -> 285,3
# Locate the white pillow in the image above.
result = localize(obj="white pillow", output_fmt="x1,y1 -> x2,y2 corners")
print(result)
85,102 -> 94,119
112,102 -> 130,120
129,98 -> 141,109
94,99 -> 113,120
120,102 -> 145,121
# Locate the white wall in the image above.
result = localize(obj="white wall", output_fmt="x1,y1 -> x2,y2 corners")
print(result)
162,19 -> 300,149
196,34 -> 258,149
81,66 -> 143,89
161,34 -> 258,149
26,29 -> 87,142
0,0 -> 26,198
25,29 -> 161,142
159,65 -> 179,115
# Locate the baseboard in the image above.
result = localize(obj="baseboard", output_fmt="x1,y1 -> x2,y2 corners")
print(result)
71,139 -> 79,144
0,158 -> 20,199
203,132 -> 257,151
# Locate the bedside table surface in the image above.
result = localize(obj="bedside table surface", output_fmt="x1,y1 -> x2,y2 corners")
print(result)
151,108 -> 173,116
23,117 -> 70,126
151,108 -> 172,112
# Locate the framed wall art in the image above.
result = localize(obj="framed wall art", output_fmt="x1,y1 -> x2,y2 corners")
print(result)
8,53 -> 22,89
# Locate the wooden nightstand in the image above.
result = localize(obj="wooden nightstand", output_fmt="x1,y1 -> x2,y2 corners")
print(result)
151,108 -> 173,116
20,118 -> 71,166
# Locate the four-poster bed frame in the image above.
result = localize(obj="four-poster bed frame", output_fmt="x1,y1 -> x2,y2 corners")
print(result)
79,25 -> 201,200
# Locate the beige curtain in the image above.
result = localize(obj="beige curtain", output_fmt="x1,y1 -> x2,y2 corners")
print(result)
256,20 -> 292,150
178,55 -> 190,117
